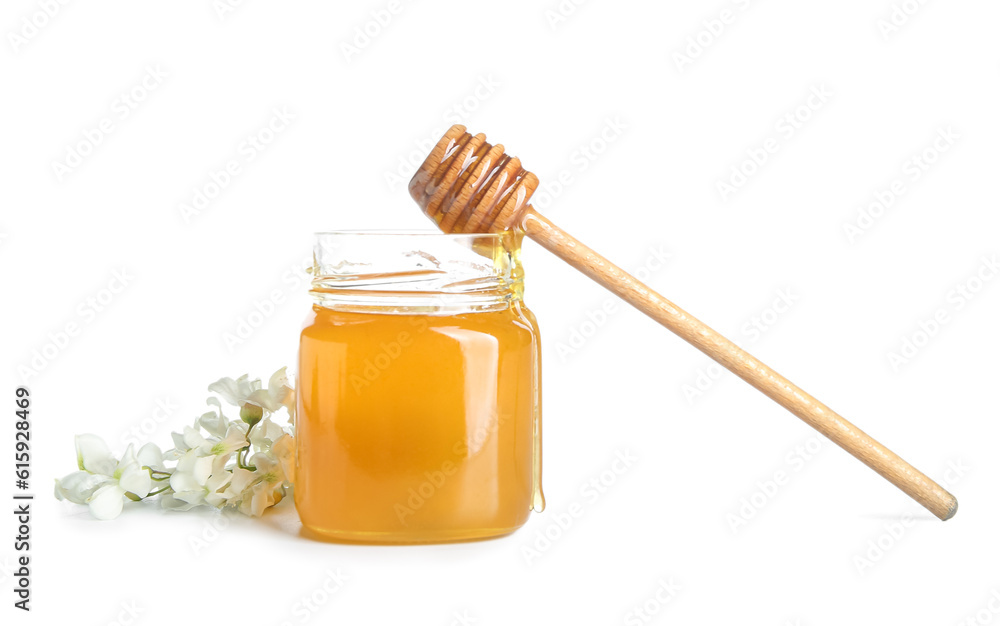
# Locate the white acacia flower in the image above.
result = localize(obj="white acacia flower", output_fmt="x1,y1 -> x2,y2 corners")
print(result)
221,454 -> 288,517
243,482 -> 285,517
177,422 -> 247,457
210,368 -> 295,416
138,442 -> 167,473
58,367 -> 296,520
198,397 -> 229,438
75,433 -> 117,475
211,425 -> 250,457
221,467 -> 257,503
248,367 -> 295,416
240,455 -> 287,517
271,434 -> 295,486
208,374 -> 259,408
54,471 -> 109,505
248,417 -> 288,453
165,430 -> 189,461
180,425 -> 206,451
166,450 -> 232,510
56,437 -> 152,520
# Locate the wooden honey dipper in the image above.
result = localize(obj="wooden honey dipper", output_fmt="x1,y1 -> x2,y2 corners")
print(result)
409,124 -> 958,521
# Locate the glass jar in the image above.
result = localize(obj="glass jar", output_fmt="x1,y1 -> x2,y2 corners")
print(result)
295,231 -> 544,543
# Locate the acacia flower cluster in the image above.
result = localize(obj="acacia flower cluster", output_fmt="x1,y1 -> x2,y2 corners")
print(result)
54,368 -> 296,520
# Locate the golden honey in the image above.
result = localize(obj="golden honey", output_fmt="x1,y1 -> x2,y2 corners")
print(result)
294,232 -> 542,543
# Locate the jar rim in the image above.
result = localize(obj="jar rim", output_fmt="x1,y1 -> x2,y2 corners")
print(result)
309,229 -> 523,314
314,229 -> 504,239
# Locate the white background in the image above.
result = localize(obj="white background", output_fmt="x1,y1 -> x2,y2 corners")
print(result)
1,1 -> 998,624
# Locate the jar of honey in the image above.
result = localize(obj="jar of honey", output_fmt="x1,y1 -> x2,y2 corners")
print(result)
295,231 -> 544,543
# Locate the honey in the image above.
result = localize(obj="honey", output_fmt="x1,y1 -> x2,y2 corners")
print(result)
294,231 -> 543,543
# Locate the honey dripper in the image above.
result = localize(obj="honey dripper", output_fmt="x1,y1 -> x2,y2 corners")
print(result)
409,124 -> 958,521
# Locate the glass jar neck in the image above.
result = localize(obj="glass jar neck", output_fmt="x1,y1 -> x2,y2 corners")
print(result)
309,231 -> 525,314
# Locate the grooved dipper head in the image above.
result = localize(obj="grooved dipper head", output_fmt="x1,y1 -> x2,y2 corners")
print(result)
409,125 -> 538,233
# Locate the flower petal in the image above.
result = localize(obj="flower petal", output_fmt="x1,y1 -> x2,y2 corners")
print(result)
246,389 -> 280,412
172,490 -> 207,506
211,424 -> 248,455
160,493 -> 198,511
54,471 -> 111,504
87,484 -> 126,520
170,430 -> 187,449
204,492 -> 228,508
182,425 -> 209,451
173,451 -> 215,489
119,465 -> 152,497
249,487 -> 272,517
272,434 -> 296,485
137,442 -> 165,471
119,443 -> 139,464
226,468 -> 257,498
170,473 -> 202,493
271,367 -> 295,414
208,374 -> 259,407
75,434 -> 116,475
249,418 -> 285,451
198,398 -> 229,438
206,472 -> 232,495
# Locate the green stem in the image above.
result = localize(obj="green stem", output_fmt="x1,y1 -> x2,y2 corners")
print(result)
236,445 -> 256,472
236,423 -> 258,471
144,466 -> 171,479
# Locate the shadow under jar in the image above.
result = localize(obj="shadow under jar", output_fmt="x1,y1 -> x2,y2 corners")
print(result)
295,231 -> 544,543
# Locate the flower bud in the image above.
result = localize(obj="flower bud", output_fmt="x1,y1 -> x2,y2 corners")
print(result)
240,403 -> 263,426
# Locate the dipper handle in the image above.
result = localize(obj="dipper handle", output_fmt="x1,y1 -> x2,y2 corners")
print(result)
519,207 -> 958,521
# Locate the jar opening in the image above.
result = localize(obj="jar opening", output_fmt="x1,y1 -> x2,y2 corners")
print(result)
310,230 -> 525,314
